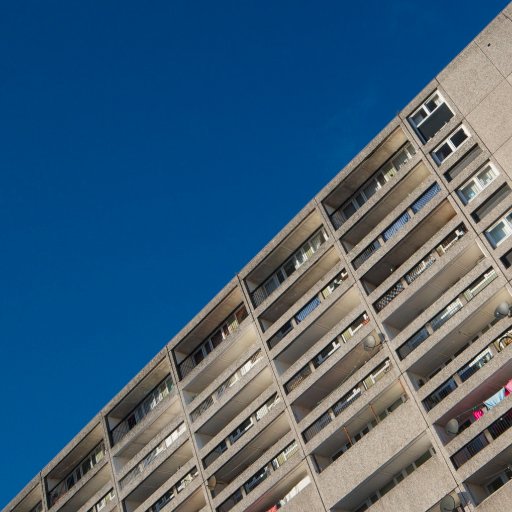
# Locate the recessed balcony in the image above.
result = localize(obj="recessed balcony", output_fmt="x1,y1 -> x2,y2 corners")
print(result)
208,412 -> 292,499
269,283 -> 360,372
301,358 -> 393,442
359,200 -> 456,292
257,247 -> 341,330
283,312 -> 372,395
311,381 -> 407,473
46,431 -> 111,512
190,354 -> 274,441
396,268 -> 498,360
382,244 -> 487,335
322,127 -> 413,225
372,224 -> 468,313
202,393 -> 281,470
174,302 -> 250,382
215,440 -> 300,512
351,181 -> 443,270
134,467 -> 201,512
244,211 -> 326,307
339,158 -> 429,250
249,227 -> 330,309
421,327 -> 512,413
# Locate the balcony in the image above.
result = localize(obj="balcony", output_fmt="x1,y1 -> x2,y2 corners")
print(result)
451,406 -> 512,470
301,359 -> 392,442
330,142 -> 419,232
216,441 -> 299,512
143,467 -> 200,512
190,350 -> 264,423
177,305 -> 249,380
323,432 -> 439,511
202,393 -> 281,469
119,422 -> 188,490
267,270 -> 356,360
208,412 -> 292,499
373,225 -> 467,312
110,376 -> 174,446
284,313 -> 371,394
352,182 -> 442,270
397,268 -> 498,360
422,328 -> 512,412
47,442 -> 109,511
250,228 -> 329,308
311,382 -> 407,473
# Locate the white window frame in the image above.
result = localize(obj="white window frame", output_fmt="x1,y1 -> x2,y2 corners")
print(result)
409,91 -> 453,142
486,211 -> 512,248
431,125 -> 471,165
457,162 -> 499,205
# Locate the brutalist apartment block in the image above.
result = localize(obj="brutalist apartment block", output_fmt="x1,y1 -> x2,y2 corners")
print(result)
6,4 -> 512,512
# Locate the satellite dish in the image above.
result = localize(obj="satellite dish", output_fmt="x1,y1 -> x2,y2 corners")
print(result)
495,302 -> 511,319
207,476 -> 217,490
363,334 -> 380,351
445,419 -> 459,436
439,493 -> 460,511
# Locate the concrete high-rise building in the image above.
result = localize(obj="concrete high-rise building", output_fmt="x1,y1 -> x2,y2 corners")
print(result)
7,4 -> 512,512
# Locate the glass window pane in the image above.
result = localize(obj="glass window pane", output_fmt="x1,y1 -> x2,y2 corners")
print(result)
450,128 -> 468,147
411,108 -> 427,126
459,182 -> 479,203
487,221 -> 509,247
342,202 -> 357,219
434,143 -> 452,163
477,165 -> 496,186
363,180 -> 379,199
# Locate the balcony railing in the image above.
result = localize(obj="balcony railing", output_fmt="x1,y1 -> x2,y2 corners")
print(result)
451,407 -> 512,469
267,269 -> 349,349
374,226 -> 467,312
146,467 -> 199,512
217,442 -> 298,512
48,443 -> 106,507
422,329 -> 512,412
397,269 -> 497,360
120,423 -> 187,489
111,376 -> 174,445
285,314 -> 371,394
329,142 -> 417,230
352,182 -> 442,270
250,228 -> 329,307
203,394 -> 281,469
302,359 -> 391,442
178,305 -> 249,379
315,395 -> 407,473
190,350 -> 263,423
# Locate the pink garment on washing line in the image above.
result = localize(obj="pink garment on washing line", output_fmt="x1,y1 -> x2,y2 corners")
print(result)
472,409 -> 484,420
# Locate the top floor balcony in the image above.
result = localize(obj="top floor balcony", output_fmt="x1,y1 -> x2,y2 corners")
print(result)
330,142 -> 418,233
176,304 -> 249,381
45,422 -> 111,512
243,210 -> 327,307
250,228 -> 329,308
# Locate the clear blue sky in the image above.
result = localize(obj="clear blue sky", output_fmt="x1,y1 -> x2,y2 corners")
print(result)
1,0 -> 509,507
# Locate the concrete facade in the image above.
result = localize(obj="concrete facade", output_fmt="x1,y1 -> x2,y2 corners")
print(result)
6,5 -> 512,512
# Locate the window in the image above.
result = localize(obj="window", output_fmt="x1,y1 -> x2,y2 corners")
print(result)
458,163 -> 498,204
409,91 -> 454,143
432,126 -> 470,165
486,211 -> 512,248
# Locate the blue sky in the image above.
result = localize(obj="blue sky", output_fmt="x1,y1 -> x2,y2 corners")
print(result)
1,0 -> 510,506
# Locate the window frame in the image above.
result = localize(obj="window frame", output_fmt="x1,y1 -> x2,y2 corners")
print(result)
431,125 -> 471,165
457,162 -> 499,205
